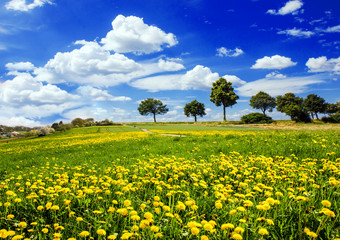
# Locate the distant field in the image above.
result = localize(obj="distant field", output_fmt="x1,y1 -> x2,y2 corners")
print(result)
0,124 -> 339,239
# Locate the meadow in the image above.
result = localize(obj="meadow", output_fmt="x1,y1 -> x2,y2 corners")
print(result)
0,124 -> 339,240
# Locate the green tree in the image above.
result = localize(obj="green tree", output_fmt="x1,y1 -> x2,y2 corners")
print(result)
184,100 -> 206,122
325,101 -> 340,114
138,98 -> 169,123
249,91 -> 276,115
303,94 -> 327,119
276,93 -> 311,122
71,118 -> 86,127
210,78 -> 239,121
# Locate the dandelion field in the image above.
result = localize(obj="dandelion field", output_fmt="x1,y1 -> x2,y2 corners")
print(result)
0,125 -> 339,240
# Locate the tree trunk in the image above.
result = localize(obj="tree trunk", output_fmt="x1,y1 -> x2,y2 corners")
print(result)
311,112 -> 314,119
263,109 -> 266,115
153,113 -> 156,123
223,105 -> 226,121
315,112 -> 319,120
194,115 -> 197,122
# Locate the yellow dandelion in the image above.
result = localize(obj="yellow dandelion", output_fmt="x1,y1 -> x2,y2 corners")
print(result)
79,231 -> 90,237
231,233 -> 243,240
321,200 -> 331,207
97,229 -> 106,236
191,227 -> 200,235
221,223 -> 234,230
258,228 -> 269,235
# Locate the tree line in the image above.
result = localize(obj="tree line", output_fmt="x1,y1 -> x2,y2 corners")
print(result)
138,77 -> 340,123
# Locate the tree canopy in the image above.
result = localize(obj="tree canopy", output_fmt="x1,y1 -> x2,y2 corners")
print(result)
184,100 -> 206,122
210,78 -> 239,121
71,118 -> 86,127
276,93 -> 310,122
303,94 -> 327,119
138,98 -> 169,122
249,91 -> 276,115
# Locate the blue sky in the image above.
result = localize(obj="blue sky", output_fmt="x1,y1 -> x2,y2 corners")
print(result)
0,0 -> 339,126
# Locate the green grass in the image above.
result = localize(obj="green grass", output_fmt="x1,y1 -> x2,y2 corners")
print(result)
0,124 -> 339,239
1,125 -> 339,175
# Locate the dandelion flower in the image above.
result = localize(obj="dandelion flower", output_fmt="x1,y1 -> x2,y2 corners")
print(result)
321,200 -> 331,207
258,228 -> 269,235
191,227 -> 200,235
79,231 -> 90,237
97,229 -> 106,236
221,223 -> 234,230
231,233 -> 243,240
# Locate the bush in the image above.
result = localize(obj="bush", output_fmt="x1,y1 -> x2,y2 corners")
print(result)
321,113 -> 340,123
24,129 -> 39,137
241,113 -> 273,124
37,127 -> 55,136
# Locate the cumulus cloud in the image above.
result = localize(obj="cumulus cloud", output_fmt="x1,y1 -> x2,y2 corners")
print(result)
33,41 -> 143,86
265,72 -> 287,79
277,28 -> 315,38
5,62 -> 35,71
158,59 -> 185,71
0,73 -> 79,106
251,55 -> 297,69
267,0 -> 303,15
46,41 -> 141,75
130,65 -> 245,92
236,75 -> 325,97
216,47 -> 244,57
76,86 -> 132,101
101,15 -> 178,54
306,56 -> 340,74
0,116 -> 41,127
5,0 -> 53,12
221,75 -> 246,86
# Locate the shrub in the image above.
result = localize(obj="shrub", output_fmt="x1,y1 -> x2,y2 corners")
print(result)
241,113 -> 273,124
37,127 -> 55,136
24,129 -> 39,137
321,113 -> 340,123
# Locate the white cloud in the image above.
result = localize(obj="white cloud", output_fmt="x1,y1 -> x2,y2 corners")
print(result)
0,73 -> 79,106
277,28 -> 315,38
0,116 -> 41,127
236,75 -> 325,97
158,59 -> 185,71
216,47 -> 244,57
267,0 -> 303,15
76,86 -> 132,101
46,41 -> 141,75
130,65 -> 246,92
130,65 -> 218,91
33,41 -> 142,87
5,61 -> 35,71
306,56 -> 340,74
5,0 -> 53,12
181,65 -> 219,90
321,25 -> 340,33
265,72 -> 287,79
221,75 -> 246,86
101,15 -> 178,54
32,38 -> 185,87
251,55 -> 297,69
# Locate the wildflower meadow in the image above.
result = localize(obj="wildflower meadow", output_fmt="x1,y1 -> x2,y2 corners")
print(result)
0,124 -> 339,240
